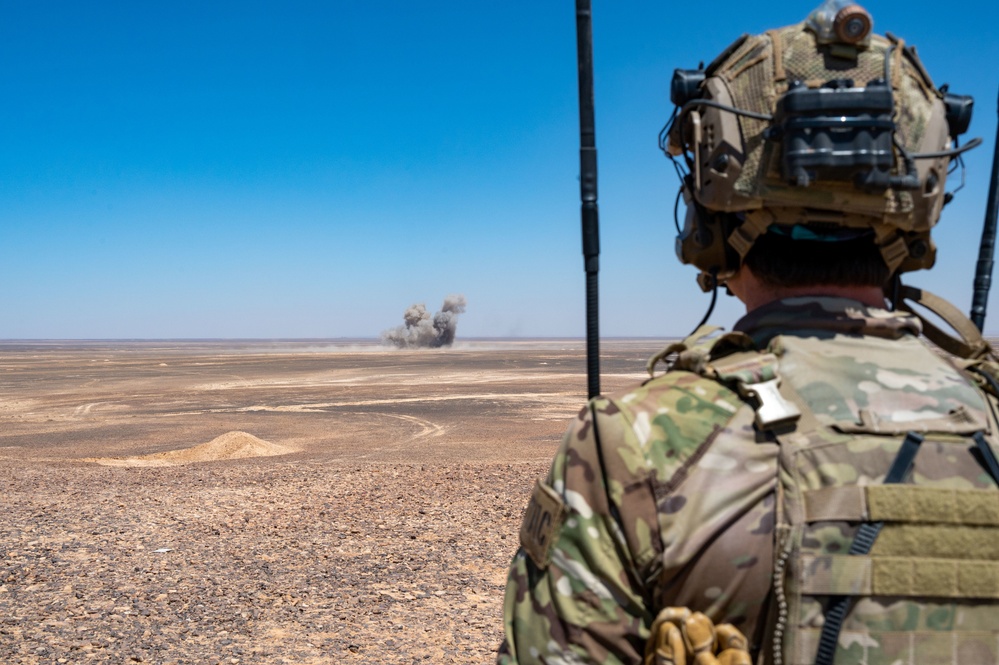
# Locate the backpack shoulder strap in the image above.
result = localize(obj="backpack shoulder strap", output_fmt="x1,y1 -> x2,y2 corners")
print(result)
703,350 -> 802,431
647,327 -> 802,432
896,284 -> 993,359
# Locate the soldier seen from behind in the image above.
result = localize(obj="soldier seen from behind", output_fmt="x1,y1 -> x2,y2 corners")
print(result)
498,1 -> 999,663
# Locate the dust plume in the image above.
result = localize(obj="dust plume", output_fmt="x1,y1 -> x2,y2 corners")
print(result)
382,295 -> 467,348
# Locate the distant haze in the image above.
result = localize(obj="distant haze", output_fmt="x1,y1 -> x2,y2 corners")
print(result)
382,295 -> 467,348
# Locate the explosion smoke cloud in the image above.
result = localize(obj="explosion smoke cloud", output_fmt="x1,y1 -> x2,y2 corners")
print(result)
382,295 -> 467,348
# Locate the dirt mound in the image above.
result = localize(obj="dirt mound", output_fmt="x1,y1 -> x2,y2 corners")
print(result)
86,431 -> 298,467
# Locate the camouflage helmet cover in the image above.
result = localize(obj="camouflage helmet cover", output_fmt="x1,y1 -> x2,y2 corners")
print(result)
668,3 -> 961,286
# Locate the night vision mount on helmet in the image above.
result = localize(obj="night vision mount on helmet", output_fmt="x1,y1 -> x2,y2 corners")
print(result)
662,0 -> 981,292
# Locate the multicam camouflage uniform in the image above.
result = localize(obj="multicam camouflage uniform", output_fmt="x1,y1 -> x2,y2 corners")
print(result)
498,296 -> 999,664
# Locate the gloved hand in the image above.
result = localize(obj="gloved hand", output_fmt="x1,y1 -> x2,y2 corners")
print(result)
643,607 -> 752,665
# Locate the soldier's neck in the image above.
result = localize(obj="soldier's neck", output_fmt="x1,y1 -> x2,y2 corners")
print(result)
727,268 -> 886,313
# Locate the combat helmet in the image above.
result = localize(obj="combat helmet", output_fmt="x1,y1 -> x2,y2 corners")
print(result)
663,0 -> 979,292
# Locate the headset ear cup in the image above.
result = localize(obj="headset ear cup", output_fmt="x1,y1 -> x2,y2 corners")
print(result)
675,198 -> 742,287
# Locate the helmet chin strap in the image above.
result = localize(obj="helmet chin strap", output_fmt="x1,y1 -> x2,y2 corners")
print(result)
727,210 -> 774,261
874,228 -> 910,276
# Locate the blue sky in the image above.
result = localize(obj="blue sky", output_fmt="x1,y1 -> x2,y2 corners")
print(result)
3,1 -> 999,339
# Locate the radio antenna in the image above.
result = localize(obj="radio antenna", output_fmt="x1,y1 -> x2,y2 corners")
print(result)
575,0 -> 601,399
971,85 -> 999,332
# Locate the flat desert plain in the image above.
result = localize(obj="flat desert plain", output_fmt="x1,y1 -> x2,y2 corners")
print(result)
0,339 -> 668,664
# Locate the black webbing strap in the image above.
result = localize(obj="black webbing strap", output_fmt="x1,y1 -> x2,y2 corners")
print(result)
967,366 -> 999,486
974,431 -> 999,487
812,431 -> 924,665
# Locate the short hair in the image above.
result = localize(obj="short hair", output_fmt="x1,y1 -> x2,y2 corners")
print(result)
742,230 -> 890,289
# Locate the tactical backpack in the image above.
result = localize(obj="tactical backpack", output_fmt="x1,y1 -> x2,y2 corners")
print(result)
650,311 -> 999,665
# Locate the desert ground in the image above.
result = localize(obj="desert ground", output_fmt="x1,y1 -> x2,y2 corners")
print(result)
0,338 -> 668,664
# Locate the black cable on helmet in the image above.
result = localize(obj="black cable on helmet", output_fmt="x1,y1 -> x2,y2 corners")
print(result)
909,137 -> 983,159
658,107 -> 678,156
689,268 -> 720,335
679,98 -> 774,122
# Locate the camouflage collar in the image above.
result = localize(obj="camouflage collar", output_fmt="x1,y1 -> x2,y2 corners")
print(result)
733,296 -> 922,348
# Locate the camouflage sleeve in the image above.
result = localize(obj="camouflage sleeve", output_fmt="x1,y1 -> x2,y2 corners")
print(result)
497,399 -> 656,665
497,372 -> 752,664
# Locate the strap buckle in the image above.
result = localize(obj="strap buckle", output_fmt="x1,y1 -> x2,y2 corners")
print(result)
740,378 -> 801,430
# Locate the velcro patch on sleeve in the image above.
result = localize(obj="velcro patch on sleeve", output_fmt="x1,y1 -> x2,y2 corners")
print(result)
519,478 -> 567,569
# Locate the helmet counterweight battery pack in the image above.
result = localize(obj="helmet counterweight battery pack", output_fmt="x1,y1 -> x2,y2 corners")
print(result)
768,79 -> 896,189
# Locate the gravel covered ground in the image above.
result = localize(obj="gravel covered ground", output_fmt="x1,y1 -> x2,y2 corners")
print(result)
1,459 -> 547,664
0,340 -> 665,664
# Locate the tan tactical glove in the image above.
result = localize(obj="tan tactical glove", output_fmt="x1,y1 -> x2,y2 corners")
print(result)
643,607 -> 752,665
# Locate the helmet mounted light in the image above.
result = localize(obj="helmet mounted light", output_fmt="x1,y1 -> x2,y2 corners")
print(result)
806,0 -> 873,47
